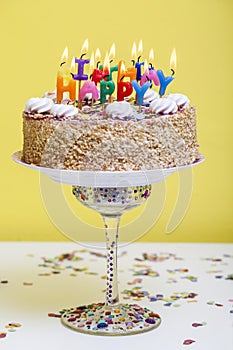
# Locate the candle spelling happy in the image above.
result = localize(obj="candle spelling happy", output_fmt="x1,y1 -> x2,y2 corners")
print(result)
117,61 -> 133,101
100,53 -> 115,104
57,54 -> 76,103
157,48 -> 176,96
135,40 -> 144,81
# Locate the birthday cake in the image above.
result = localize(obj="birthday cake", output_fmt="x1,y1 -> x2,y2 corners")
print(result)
21,46 -> 200,171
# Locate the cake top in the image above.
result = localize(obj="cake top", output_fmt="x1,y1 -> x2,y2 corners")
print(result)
23,42 -> 191,121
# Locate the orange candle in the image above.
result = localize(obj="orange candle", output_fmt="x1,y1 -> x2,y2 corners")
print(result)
124,67 -> 137,82
57,57 -> 76,103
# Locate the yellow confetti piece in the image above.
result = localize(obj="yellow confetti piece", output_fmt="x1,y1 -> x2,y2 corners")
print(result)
23,282 -> 33,286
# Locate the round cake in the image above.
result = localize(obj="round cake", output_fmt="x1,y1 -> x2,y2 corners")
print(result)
22,91 -> 200,171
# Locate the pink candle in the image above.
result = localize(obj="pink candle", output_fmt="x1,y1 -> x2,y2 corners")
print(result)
140,68 -> 160,86
79,81 -> 99,101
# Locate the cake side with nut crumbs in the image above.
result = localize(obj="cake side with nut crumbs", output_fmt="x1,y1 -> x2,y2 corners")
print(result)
22,94 -> 200,171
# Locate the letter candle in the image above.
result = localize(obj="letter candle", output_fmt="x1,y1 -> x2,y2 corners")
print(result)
140,59 -> 160,87
100,53 -> 115,104
78,52 -> 99,106
117,62 -> 133,101
79,81 -> 99,103
57,56 -> 76,103
135,40 -> 144,81
108,43 -> 118,81
148,48 -> 154,70
58,47 -> 69,84
157,48 -> 176,97
99,44 -> 118,82
91,48 -> 104,85
131,80 -> 150,106
72,39 -> 90,96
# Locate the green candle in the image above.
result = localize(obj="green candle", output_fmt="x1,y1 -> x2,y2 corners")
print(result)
100,80 -> 115,104
99,64 -> 118,81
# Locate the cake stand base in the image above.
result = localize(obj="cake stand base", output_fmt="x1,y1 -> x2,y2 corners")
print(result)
61,302 -> 161,336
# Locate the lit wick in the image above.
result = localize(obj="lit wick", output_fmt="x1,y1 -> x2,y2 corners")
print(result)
80,52 -> 87,59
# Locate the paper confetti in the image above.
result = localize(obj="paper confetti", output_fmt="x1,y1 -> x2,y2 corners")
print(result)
0,280 -> 8,284
183,339 -> 196,345
23,282 -> 33,286
132,268 -> 159,277
127,278 -> 142,285
135,252 -> 183,262
226,274 -> 233,280
192,322 -> 206,327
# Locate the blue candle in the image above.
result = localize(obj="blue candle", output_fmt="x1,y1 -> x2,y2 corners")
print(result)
132,80 -> 150,105
135,61 -> 144,81
157,70 -> 174,96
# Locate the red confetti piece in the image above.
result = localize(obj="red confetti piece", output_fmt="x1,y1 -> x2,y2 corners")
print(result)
192,323 -> 203,327
183,339 -> 196,345
0,332 -> 7,339
48,313 -> 61,318
215,303 -> 223,307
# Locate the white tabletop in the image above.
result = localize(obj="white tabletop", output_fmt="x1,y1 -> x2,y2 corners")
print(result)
0,242 -> 232,349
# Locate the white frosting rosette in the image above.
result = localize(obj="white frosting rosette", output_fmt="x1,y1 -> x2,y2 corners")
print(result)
150,98 -> 178,114
106,101 -> 134,119
166,93 -> 190,109
143,89 -> 159,104
51,104 -> 79,118
25,97 -> 54,114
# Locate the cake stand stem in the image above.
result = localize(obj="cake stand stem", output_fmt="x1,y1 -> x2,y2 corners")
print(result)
102,214 -> 121,306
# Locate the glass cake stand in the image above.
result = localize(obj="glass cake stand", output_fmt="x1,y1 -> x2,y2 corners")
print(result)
12,151 -> 204,336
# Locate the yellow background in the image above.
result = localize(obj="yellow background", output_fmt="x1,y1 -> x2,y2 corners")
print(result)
0,0 -> 232,242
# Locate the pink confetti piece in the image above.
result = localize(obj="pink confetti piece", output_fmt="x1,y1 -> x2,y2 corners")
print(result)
183,339 -> 196,345
127,278 -> 142,285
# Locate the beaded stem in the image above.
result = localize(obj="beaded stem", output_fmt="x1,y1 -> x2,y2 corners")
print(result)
102,215 -> 121,306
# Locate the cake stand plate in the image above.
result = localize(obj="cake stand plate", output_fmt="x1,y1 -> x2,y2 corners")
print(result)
12,151 -> 204,187
13,150 -> 204,336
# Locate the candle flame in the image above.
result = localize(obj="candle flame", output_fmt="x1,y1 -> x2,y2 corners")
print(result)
149,48 -> 154,62
81,38 -> 89,54
89,51 -> 95,73
138,40 -> 143,56
61,47 -> 68,64
103,51 -> 110,75
95,48 -> 101,61
144,59 -> 149,73
131,42 -> 137,61
170,48 -> 177,70
109,43 -> 116,60
120,61 -> 126,75
70,56 -> 76,74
